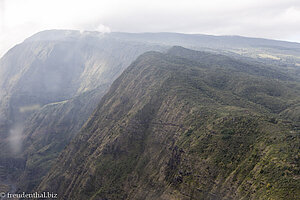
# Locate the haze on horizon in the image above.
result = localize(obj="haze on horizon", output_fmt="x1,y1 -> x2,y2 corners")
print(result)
0,0 -> 300,57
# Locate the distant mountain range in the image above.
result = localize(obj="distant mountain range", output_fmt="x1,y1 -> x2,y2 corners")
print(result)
0,30 -> 299,199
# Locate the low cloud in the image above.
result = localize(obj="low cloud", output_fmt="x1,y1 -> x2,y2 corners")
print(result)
8,123 -> 24,154
0,0 -> 300,57
19,104 -> 41,113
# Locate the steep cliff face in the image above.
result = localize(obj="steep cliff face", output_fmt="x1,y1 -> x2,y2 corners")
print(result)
38,47 -> 299,199
0,30 -> 163,137
17,86 -> 108,191
0,30 -> 164,192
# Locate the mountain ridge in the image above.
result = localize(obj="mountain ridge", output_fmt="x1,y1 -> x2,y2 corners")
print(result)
0,31 -> 164,193
38,47 -> 299,199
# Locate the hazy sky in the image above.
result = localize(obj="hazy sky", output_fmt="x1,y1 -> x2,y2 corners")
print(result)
0,0 -> 300,57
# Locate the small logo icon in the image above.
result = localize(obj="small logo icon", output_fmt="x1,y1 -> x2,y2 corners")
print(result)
0,192 -> 6,198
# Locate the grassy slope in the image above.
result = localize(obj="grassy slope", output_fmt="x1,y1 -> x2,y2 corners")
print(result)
38,48 -> 299,199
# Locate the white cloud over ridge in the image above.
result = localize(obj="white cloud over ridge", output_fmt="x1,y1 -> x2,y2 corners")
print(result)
0,0 -> 300,57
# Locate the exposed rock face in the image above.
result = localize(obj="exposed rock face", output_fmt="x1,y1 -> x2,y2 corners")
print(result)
38,47 -> 299,199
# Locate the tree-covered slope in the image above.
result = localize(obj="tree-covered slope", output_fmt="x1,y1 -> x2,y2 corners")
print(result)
38,48 -> 299,199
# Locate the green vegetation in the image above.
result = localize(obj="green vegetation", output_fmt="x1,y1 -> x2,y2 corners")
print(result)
37,47 -> 300,199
